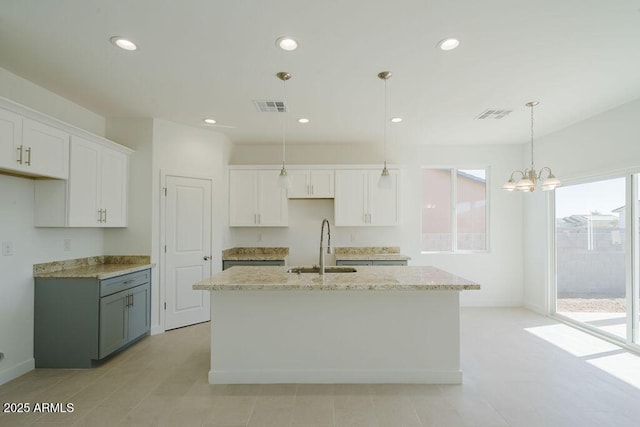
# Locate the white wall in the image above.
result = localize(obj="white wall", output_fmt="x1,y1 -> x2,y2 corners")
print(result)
0,175 -> 104,384
0,67 -> 109,385
230,142 -> 525,306
104,118 -> 155,255
0,67 -> 105,136
150,119 -> 231,333
523,98 -> 640,313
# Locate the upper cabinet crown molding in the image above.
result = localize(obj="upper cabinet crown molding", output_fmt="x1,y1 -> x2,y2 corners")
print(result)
0,97 -> 132,181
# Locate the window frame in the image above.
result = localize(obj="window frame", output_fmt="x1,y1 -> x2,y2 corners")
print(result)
420,166 -> 491,254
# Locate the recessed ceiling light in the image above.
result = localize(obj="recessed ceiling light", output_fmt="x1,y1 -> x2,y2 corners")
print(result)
110,36 -> 138,51
391,117 -> 403,123
203,118 -> 217,125
276,36 -> 298,51
437,38 -> 460,51
297,118 -> 309,124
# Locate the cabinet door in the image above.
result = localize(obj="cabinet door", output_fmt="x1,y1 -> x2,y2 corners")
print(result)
229,170 -> 258,226
22,118 -> 69,179
0,108 -> 22,171
100,148 -> 128,227
257,170 -> 288,226
99,291 -> 127,359
369,170 -> 400,226
68,137 -> 101,226
127,283 -> 150,342
309,170 -> 334,198
334,170 -> 369,226
287,170 -> 310,198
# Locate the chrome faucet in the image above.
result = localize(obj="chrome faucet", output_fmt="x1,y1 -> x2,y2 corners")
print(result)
319,219 -> 332,275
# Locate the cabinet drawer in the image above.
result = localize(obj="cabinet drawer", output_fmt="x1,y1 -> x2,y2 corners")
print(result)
100,269 -> 150,297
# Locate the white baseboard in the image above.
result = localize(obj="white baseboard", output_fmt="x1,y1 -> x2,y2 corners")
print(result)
0,358 -> 34,386
208,369 -> 463,385
524,302 -> 547,315
150,325 -> 164,335
460,299 -> 523,307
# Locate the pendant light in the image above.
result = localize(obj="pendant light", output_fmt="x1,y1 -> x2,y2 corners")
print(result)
378,71 -> 392,189
503,101 -> 561,192
276,71 -> 292,189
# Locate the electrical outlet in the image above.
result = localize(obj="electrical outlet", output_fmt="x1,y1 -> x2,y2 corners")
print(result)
257,233 -> 263,242
63,239 -> 72,252
2,241 -> 13,256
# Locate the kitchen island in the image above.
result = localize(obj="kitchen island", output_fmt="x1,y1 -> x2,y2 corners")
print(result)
193,265 -> 480,384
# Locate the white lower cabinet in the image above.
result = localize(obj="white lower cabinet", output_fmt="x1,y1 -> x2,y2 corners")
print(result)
0,108 -> 69,179
288,170 -> 334,198
334,169 -> 400,226
229,169 -> 288,226
35,136 -> 129,227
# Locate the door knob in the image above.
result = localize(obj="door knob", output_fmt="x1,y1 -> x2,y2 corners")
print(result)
203,256 -> 211,261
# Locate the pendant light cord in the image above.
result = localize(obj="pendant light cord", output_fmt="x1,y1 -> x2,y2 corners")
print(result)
530,103 -> 535,170
383,76 -> 388,165
282,78 -> 287,167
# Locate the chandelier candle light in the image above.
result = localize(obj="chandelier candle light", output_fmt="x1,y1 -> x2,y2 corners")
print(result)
502,101 -> 561,192
276,71 -> 292,190
378,71 -> 392,189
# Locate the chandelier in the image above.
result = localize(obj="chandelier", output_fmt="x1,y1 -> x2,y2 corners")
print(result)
502,101 -> 561,192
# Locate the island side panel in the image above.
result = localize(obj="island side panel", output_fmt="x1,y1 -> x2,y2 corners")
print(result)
208,290 -> 461,384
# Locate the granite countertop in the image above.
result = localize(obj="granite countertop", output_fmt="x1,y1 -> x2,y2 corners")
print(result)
193,265 -> 479,291
222,247 -> 289,261
334,246 -> 411,261
34,256 -> 154,280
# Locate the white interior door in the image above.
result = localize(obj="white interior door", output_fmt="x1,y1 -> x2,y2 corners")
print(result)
164,175 -> 212,330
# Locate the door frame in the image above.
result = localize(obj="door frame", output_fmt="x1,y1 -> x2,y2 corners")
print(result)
159,169 -> 214,332
549,168 -> 640,352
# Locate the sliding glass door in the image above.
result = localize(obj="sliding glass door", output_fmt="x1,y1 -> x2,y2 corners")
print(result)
554,177 -> 628,341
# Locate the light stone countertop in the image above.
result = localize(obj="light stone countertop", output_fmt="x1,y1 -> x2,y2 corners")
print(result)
334,246 -> 411,261
193,265 -> 480,291
222,247 -> 289,261
34,256 -> 154,280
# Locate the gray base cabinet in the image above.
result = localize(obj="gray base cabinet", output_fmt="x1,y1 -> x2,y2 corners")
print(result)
35,269 -> 151,368
336,259 -> 408,266
222,259 -> 285,270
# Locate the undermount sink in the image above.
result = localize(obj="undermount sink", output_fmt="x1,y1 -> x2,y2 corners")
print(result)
287,266 -> 357,274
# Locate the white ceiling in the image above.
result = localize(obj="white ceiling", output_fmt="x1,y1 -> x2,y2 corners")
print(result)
1,1 -> 639,146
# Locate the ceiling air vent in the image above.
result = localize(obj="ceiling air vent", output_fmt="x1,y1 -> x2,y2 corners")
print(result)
475,109 -> 513,120
253,100 -> 287,113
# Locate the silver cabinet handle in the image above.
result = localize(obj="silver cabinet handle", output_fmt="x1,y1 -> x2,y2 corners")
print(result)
306,184 -> 310,195
97,209 -> 102,223
311,185 -> 314,195
130,293 -> 134,307
25,147 -> 31,166
257,214 -> 261,224
104,209 -> 107,223
16,145 -> 23,165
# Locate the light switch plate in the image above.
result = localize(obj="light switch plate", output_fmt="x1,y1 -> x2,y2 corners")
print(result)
2,241 -> 13,256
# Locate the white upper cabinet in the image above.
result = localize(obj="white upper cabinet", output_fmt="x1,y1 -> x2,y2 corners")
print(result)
0,108 -> 69,179
334,169 -> 400,226
229,169 -> 287,227
288,169 -> 334,198
35,136 -> 130,227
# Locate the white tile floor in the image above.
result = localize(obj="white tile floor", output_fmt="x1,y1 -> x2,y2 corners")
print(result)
2,307 -> 640,426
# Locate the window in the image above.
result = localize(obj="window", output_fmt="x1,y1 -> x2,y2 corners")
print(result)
421,168 -> 488,252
